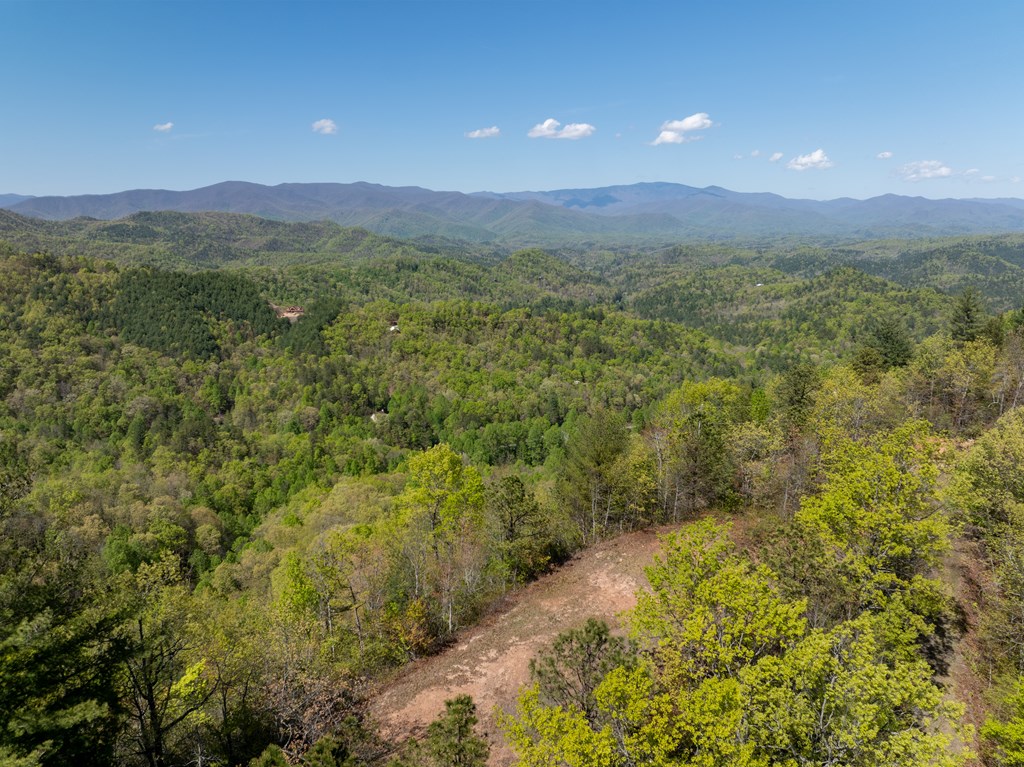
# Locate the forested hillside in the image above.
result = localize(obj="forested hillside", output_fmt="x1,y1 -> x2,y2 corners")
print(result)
3,222 -> 1024,767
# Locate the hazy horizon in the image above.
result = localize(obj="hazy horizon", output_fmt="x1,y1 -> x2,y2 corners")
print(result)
4,178 -> 1024,206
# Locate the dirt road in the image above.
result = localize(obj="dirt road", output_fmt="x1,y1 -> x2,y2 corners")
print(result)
369,527 -> 668,765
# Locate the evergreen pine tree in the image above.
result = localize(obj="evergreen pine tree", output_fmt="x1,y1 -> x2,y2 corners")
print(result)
951,287 -> 984,344
424,696 -> 489,767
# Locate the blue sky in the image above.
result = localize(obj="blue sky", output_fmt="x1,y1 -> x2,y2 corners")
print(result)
2,0 -> 1022,199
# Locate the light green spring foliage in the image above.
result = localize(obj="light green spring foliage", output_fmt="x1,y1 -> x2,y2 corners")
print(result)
272,550 -> 320,617
790,420 -> 951,624
631,521 -> 806,687
812,365 -> 890,441
397,443 -> 485,543
949,410 -> 1024,673
499,687 -> 620,767
949,406 -> 1024,537
951,408 -> 1024,761
502,518 -> 970,767
594,665 -> 753,767
2,248 -> 1009,765
742,613 -> 965,767
116,555 -> 220,767
983,678 -> 1024,766
652,379 -> 746,518
0,747 -> 48,767
395,443 -> 487,633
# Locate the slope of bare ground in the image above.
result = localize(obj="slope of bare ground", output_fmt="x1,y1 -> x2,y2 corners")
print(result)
369,515 -> 983,766
938,536 -> 994,764
368,527 -> 670,766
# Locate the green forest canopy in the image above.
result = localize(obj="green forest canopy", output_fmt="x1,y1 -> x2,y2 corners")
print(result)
3,219 -> 1024,766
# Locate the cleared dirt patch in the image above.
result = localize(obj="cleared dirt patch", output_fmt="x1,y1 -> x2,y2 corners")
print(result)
369,514 -> 984,765
368,527 -> 668,765
938,536 -> 994,765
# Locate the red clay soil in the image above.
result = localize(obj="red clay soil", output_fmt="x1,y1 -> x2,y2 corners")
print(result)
368,527 -> 670,766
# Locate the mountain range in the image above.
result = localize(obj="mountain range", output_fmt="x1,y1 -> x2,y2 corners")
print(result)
5,181 -> 1024,244
0,194 -> 34,207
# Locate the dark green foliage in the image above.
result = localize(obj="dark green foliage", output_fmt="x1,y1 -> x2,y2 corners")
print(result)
0,210 -> 468,270
250,744 -> 288,767
380,386 -> 438,451
529,618 -> 634,726
203,698 -> 277,767
951,286 -> 986,344
304,734 -> 355,767
423,696 -> 489,767
851,344 -> 887,382
0,441 -> 29,520
0,436 -> 124,767
863,315 -> 914,369
853,316 -> 914,381
0,513 -> 127,767
557,408 -> 630,541
628,265 -> 946,369
281,297 -> 344,356
0,603 -> 125,767
767,234 -> 1024,312
386,696 -> 488,767
111,269 -> 286,358
487,475 -> 550,582
776,361 -> 820,431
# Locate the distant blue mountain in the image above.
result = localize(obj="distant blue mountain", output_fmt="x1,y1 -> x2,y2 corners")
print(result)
6,181 -> 1024,243
0,194 -> 34,207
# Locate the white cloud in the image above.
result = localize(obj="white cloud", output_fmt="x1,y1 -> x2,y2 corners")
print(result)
964,168 -> 980,175
663,112 -> 713,132
465,126 -> 500,139
557,122 -> 596,139
652,130 -> 704,145
734,153 -> 744,160
750,149 -> 761,158
898,160 -> 952,181
311,118 -> 338,135
787,149 -> 833,171
153,122 -> 174,132
528,118 -> 596,140
877,151 -> 893,160
982,175 -> 997,183
769,151 -> 783,163
651,112 -> 713,146
528,118 -> 560,138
